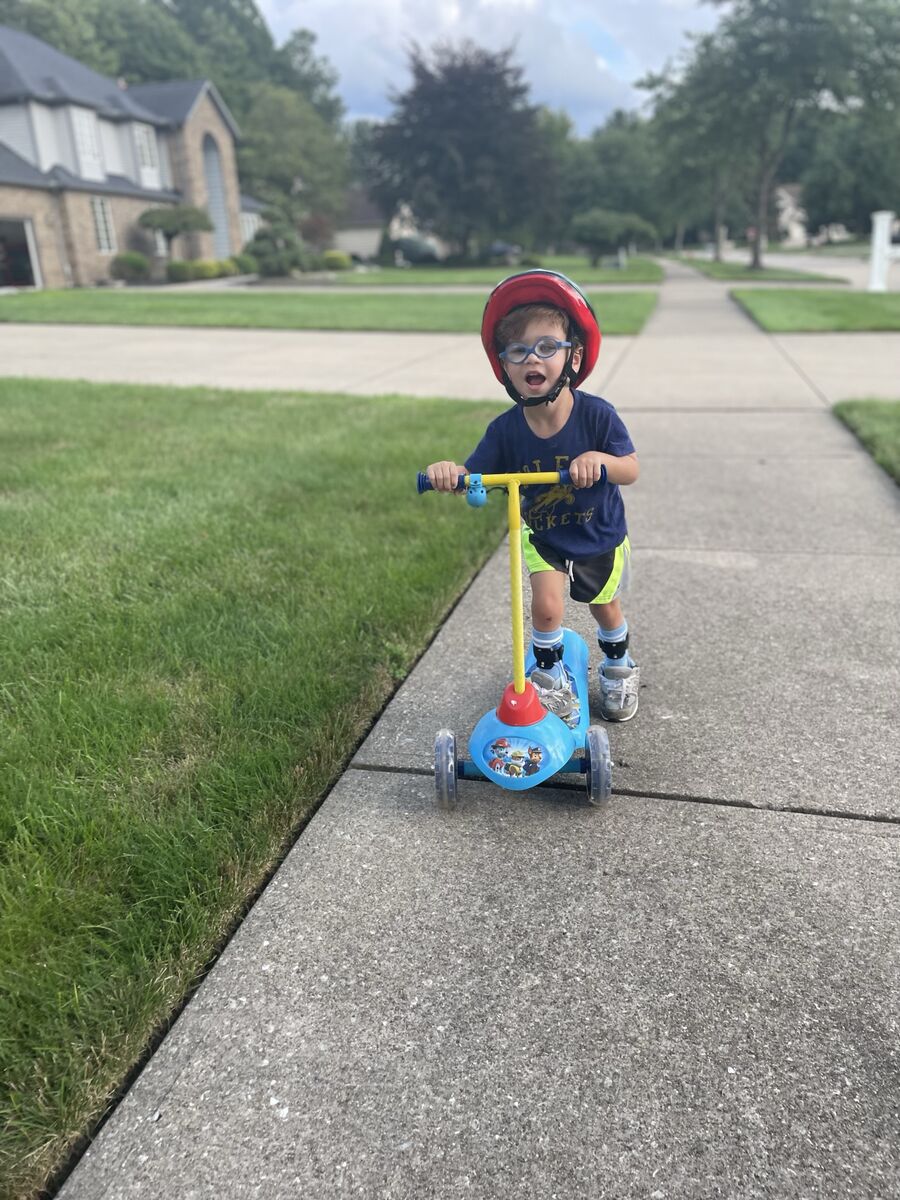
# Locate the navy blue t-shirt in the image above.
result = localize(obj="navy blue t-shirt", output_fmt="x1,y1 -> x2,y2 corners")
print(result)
465,390 -> 635,559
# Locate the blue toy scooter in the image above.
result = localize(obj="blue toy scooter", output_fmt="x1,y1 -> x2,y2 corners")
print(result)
416,469 -> 612,809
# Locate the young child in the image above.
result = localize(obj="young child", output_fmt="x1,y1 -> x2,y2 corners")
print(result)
426,269 -> 640,722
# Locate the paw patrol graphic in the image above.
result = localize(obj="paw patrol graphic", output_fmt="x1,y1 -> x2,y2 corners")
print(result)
483,736 -> 547,779
524,746 -> 544,776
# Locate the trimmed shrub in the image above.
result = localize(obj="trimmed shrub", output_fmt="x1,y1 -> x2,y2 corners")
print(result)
191,259 -> 220,279
110,251 -> 150,283
321,249 -> 352,271
244,222 -> 310,277
233,252 -> 258,274
166,260 -> 195,283
216,259 -> 239,277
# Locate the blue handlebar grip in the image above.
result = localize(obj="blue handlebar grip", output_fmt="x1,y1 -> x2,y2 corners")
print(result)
559,468 -> 571,484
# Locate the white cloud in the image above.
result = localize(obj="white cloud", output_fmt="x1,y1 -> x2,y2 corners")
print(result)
259,0 -> 720,134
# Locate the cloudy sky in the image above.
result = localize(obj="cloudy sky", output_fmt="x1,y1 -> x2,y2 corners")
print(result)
257,0 -> 722,134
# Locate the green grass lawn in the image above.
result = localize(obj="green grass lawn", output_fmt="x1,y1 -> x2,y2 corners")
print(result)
679,256 -> 842,283
337,255 -> 663,285
0,377 -> 508,1199
0,288 -> 657,335
834,399 -> 900,484
732,288 -> 900,331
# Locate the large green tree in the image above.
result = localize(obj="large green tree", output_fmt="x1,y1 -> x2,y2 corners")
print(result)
567,111 -> 663,239
798,108 -> 900,236
643,36 -> 752,257
237,83 -> 348,223
701,0 -> 900,267
365,41 -> 547,257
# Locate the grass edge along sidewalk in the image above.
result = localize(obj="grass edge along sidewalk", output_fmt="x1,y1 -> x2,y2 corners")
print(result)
834,398 -> 900,484
0,377 -> 507,1200
676,256 -> 845,283
731,288 -> 900,332
0,288 -> 657,336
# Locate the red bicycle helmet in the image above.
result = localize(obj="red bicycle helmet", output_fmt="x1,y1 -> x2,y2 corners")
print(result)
481,270 -> 601,406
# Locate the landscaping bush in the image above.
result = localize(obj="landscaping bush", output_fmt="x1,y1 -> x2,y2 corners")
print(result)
165,260 -> 195,283
192,259 -> 221,280
110,251 -> 150,283
571,208 -> 657,266
233,252 -> 258,274
244,222 -> 310,277
321,249 -> 352,271
217,259 -> 239,277
394,235 -> 441,264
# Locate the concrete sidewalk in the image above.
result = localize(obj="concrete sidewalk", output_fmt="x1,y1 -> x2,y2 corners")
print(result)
58,261 -> 900,1199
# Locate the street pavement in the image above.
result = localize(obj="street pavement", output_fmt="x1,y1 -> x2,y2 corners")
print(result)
49,259 -> 900,1199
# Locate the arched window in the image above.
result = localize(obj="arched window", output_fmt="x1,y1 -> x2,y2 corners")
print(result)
202,133 -> 231,258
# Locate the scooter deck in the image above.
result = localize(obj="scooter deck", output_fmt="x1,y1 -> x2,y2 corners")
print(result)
524,627 -> 592,743
465,629 -> 592,791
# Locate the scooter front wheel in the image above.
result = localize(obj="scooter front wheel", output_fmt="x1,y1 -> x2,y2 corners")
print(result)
585,725 -> 612,809
434,728 -> 458,809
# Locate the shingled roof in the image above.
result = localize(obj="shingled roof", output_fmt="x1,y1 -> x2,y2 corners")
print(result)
127,80 -> 240,139
0,137 -> 180,201
0,25 -> 165,124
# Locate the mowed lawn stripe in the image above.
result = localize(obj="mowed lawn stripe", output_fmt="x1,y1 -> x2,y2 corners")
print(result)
0,289 -> 658,335
0,378 -> 506,1200
731,288 -> 900,331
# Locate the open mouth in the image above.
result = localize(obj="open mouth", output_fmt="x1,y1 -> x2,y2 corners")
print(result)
524,371 -> 546,388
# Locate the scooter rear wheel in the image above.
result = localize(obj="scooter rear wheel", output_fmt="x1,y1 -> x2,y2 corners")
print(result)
434,729 -> 458,809
585,725 -> 612,808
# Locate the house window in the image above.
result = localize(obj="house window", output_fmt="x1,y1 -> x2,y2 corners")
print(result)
133,123 -> 161,190
134,124 -> 158,170
90,197 -> 117,254
72,108 -> 104,180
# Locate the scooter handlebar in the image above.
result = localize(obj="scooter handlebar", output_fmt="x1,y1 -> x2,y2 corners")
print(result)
417,469 -> 571,493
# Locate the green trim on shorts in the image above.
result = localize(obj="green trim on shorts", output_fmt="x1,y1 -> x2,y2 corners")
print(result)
592,536 -> 630,604
522,526 -> 557,574
521,528 -> 631,604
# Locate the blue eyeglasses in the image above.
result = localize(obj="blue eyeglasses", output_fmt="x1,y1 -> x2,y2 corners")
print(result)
499,336 -> 571,364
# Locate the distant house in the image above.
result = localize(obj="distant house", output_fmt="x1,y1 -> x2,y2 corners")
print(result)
333,186 -> 450,263
0,24 -> 262,287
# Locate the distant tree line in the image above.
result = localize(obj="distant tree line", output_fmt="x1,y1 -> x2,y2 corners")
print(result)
3,0 -> 900,268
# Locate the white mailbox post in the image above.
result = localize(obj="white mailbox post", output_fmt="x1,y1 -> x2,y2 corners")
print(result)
867,210 -> 899,292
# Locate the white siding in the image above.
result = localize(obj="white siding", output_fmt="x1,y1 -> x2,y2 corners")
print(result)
240,211 -> 261,247
99,119 -> 124,176
0,105 -> 36,165
29,103 -> 66,172
157,135 -> 173,190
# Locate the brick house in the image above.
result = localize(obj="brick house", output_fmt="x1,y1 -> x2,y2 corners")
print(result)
0,24 -> 262,287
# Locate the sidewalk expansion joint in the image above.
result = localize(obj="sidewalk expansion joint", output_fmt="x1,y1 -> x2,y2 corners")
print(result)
767,336 -> 831,408
350,762 -> 900,830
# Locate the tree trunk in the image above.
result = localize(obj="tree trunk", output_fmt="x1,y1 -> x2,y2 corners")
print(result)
674,220 -> 685,254
713,204 -> 726,262
751,181 -> 767,270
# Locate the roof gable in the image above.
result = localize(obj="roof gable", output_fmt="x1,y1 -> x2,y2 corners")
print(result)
0,24 -> 165,124
126,79 -> 240,139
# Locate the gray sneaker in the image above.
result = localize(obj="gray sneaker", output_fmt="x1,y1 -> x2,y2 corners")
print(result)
599,662 -> 640,722
530,667 -> 578,723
